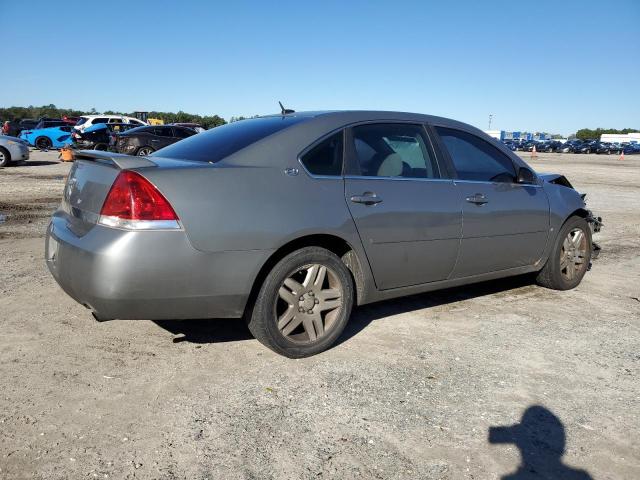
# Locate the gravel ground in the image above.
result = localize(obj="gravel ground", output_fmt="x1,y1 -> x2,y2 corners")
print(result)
0,150 -> 638,479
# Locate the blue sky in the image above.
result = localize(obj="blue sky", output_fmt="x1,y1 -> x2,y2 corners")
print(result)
1,0 -> 638,134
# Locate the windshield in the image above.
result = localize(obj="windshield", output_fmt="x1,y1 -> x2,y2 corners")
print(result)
153,115 -> 310,162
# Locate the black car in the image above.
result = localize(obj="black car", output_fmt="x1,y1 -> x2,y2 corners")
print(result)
114,125 -> 198,156
34,119 -> 69,130
72,123 -> 140,151
537,141 -> 563,153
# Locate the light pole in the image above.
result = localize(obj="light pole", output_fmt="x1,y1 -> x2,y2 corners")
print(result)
488,114 -> 493,130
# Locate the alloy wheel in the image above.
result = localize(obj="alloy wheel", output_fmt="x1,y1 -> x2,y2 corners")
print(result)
560,228 -> 587,281
274,263 -> 344,344
138,147 -> 153,156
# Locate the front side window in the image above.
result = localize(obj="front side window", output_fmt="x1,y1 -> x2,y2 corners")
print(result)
435,127 -> 516,183
350,123 -> 440,179
300,132 -> 343,176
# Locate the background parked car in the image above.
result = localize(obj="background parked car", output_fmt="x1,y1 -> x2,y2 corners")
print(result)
0,135 -> 30,167
74,115 -> 148,133
114,125 -> 197,156
34,119 -> 69,130
72,123 -> 140,151
19,125 -> 73,149
171,122 -> 206,133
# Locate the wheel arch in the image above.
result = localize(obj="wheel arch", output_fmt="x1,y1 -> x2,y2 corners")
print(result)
243,233 -> 367,319
0,145 -> 11,165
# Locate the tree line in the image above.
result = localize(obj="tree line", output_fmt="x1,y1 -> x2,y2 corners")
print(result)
0,104 -> 227,130
575,128 -> 639,141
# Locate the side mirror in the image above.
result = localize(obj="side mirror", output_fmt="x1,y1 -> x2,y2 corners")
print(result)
517,167 -> 536,184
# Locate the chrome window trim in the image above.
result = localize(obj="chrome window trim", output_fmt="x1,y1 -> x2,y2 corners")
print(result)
344,175 -> 454,183
453,179 -> 542,188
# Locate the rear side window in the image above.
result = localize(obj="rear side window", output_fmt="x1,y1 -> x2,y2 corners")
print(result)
350,123 -> 440,179
173,127 -> 196,139
153,126 -> 174,137
92,117 -> 108,125
435,127 -> 516,183
153,115 -> 310,162
300,132 -> 343,176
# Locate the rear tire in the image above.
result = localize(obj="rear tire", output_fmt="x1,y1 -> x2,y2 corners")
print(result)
247,247 -> 354,358
536,216 -> 592,290
35,136 -> 52,150
136,146 -> 154,156
0,146 -> 11,167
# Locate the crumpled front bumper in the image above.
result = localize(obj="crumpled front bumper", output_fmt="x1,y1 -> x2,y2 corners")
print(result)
585,209 -> 603,260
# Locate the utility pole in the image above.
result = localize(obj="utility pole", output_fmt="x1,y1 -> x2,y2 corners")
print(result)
488,114 -> 493,130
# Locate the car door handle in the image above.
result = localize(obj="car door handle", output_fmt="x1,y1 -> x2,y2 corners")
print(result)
350,193 -> 383,205
465,193 -> 488,205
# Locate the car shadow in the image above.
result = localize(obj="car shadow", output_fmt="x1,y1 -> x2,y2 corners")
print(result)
334,273 -> 536,347
18,160 -> 60,166
153,274 -> 537,346
489,405 -> 593,479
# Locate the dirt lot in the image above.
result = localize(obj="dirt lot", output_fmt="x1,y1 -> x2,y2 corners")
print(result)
0,150 -> 638,479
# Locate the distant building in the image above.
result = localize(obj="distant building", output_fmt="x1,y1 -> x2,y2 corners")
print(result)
484,130 -> 548,141
600,133 -> 640,143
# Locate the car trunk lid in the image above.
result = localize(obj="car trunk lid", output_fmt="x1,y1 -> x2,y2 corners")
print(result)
60,151 -> 158,236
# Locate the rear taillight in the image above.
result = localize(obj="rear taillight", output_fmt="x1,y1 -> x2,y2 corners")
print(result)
98,171 -> 180,230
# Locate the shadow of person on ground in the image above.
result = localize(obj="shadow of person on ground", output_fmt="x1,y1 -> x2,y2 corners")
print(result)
152,274 -> 536,346
489,405 -> 593,479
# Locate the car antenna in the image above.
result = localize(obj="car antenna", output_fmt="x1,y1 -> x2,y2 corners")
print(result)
278,101 -> 295,115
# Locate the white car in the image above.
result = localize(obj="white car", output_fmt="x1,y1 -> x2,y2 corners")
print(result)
74,115 -> 148,133
0,135 -> 30,167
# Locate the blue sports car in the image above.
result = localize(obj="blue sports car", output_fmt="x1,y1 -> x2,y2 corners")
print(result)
20,125 -> 74,149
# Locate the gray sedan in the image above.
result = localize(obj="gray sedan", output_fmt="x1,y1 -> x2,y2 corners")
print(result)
0,134 -> 30,167
45,111 -> 602,357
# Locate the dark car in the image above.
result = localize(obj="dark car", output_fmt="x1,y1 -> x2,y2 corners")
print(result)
114,125 -> 197,156
18,119 -> 39,131
46,110 -> 602,358
537,141 -> 563,153
502,140 -> 517,151
34,119 -> 69,130
72,123 -> 140,151
559,141 -> 582,153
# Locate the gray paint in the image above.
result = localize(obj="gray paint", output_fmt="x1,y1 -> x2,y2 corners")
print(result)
46,111 -> 594,321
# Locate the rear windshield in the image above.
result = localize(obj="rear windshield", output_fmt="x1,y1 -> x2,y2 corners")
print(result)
76,117 -> 88,126
153,115 -> 310,162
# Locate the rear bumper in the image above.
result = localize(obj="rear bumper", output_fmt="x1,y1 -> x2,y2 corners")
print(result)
45,214 -> 272,320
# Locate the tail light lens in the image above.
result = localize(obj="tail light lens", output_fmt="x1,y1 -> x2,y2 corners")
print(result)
98,170 -> 180,230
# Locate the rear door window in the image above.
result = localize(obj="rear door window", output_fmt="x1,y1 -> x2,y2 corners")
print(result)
91,117 -> 108,125
350,123 -> 440,179
300,132 -> 343,176
153,126 -> 174,137
435,127 -> 516,183
153,115 -> 311,162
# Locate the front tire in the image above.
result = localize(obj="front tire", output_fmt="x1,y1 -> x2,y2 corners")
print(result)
0,146 -> 11,167
536,216 -> 592,290
248,247 -> 354,358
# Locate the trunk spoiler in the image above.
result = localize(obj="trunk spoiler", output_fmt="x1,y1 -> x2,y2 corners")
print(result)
74,150 -> 157,169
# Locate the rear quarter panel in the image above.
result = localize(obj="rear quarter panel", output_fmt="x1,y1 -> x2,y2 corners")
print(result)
141,165 -> 362,254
